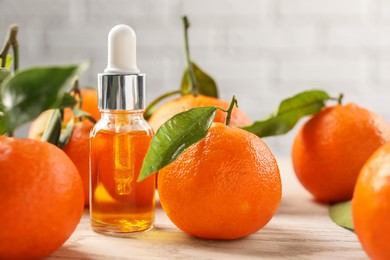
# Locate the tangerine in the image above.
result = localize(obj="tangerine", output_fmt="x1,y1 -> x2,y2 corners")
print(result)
63,120 -> 95,206
292,103 -> 390,203
352,143 -> 390,260
148,94 -> 252,131
157,122 -> 281,240
0,136 -> 84,259
77,87 -> 100,121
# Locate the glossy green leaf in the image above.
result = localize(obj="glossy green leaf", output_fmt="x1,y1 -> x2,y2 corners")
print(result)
329,200 -> 354,231
0,63 -> 86,133
41,109 -> 62,145
242,90 -> 330,137
144,90 -> 181,120
138,106 -> 217,182
181,62 -> 218,98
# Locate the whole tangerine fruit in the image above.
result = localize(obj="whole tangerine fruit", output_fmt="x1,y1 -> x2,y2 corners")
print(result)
158,122 -> 281,240
352,143 -> 390,260
292,103 -> 390,203
0,136 -> 84,260
148,94 -> 252,131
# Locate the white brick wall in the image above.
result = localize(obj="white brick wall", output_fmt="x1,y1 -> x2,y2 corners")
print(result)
1,0 -> 390,156
280,0 -> 371,16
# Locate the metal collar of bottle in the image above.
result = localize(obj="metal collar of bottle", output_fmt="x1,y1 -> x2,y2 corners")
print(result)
98,73 -> 146,110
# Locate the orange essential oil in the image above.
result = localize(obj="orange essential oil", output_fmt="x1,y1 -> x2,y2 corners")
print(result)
90,112 -> 155,234
90,24 -> 156,235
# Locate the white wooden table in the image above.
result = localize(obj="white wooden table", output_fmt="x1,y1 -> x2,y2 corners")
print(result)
45,158 -> 367,259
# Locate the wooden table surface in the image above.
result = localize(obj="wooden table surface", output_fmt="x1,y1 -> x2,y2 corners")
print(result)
45,158 -> 367,260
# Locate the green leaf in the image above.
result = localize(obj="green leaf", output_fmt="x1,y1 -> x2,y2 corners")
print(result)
41,109 -> 62,145
0,63 -> 87,134
138,106 -> 217,182
5,55 -> 13,69
242,90 -> 330,137
0,112 -> 6,135
0,68 -> 11,85
0,69 -> 9,126
0,55 -> 13,69
57,92 -> 77,109
329,200 -> 354,231
144,90 -> 181,120
58,118 -> 74,149
181,62 -> 218,98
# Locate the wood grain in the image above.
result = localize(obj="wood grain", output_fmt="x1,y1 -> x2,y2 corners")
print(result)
45,158 -> 367,259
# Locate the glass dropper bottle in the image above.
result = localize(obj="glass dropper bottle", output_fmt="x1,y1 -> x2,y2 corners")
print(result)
89,24 -> 156,235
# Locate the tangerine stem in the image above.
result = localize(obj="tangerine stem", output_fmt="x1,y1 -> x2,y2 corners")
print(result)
182,16 -> 199,96
71,80 -> 82,108
70,80 -> 84,122
337,93 -> 344,104
0,25 -> 18,70
224,95 -> 238,126
10,25 -> 19,71
330,93 -> 344,105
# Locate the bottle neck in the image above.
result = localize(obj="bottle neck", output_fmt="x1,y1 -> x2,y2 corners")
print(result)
91,109 -> 153,136
100,109 -> 144,115
100,109 -> 144,120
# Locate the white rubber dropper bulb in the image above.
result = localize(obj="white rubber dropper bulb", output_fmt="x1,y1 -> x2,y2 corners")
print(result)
104,24 -> 140,74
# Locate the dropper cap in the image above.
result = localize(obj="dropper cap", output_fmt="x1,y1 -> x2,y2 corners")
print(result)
105,25 -> 140,74
98,24 -> 146,111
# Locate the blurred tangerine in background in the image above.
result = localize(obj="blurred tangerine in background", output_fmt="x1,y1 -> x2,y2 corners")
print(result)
148,94 -> 252,132
292,103 -> 390,203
